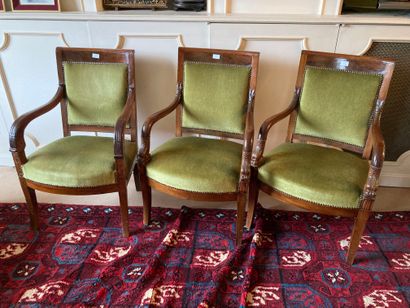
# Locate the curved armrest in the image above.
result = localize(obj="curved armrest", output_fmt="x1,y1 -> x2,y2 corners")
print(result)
361,100 -> 385,205
238,89 -> 256,192
138,84 -> 182,162
114,88 -> 136,158
9,86 -> 64,163
370,103 -> 385,169
251,88 -> 300,167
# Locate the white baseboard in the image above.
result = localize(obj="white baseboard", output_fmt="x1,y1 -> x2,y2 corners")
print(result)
381,151 -> 410,188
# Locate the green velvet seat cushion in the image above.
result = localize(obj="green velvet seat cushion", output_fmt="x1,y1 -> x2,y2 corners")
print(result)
22,136 -> 136,187
258,143 -> 369,208
182,62 -> 251,134
146,136 -> 243,193
295,66 -> 382,147
64,62 -> 128,126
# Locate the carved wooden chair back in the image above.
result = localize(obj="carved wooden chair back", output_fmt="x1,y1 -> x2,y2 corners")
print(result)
176,47 -> 259,142
288,50 -> 394,159
56,47 -> 136,142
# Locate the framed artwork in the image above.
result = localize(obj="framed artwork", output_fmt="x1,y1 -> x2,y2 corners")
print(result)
0,0 -> 5,12
12,0 -> 60,11
103,0 -> 168,10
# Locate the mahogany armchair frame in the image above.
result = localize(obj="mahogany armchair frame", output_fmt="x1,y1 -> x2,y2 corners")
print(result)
9,47 -> 138,237
246,50 -> 394,265
138,47 -> 259,244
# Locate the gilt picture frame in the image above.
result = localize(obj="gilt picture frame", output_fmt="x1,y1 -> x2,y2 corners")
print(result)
12,0 -> 60,12
0,0 -> 5,12
103,0 -> 168,10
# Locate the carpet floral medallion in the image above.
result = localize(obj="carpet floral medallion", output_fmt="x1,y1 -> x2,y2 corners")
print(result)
0,203 -> 409,307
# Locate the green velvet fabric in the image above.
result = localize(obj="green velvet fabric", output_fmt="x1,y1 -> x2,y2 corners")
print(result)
258,143 -> 369,208
295,67 -> 382,147
182,62 -> 250,134
146,136 -> 243,193
64,62 -> 128,126
22,136 -> 136,187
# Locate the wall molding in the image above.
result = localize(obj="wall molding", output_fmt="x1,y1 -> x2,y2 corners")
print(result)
358,37 -> 410,55
319,0 -> 326,15
336,0 -> 343,15
0,32 -> 70,149
222,0 -> 327,15
0,32 -> 70,51
321,0 -> 344,16
381,151 -> 410,187
236,36 -> 308,51
115,34 -> 185,49
207,0 -> 213,14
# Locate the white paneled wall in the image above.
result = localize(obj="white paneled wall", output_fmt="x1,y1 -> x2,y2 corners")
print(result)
0,20 -> 90,165
336,24 -> 410,55
208,0 -> 343,15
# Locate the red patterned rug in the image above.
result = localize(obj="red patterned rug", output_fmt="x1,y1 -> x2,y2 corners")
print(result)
0,203 -> 409,307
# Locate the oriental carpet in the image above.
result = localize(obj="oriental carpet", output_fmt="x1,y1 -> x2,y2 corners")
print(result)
0,203 -> 409,307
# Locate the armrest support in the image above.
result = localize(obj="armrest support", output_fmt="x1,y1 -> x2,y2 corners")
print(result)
114,88 -> 136,158
370,101 -> 385,169
361,100 -> 385,206
138,84 -> 182,163
251,88 -> 300,167
9,86 -> 64,164
238,89 -> 256,193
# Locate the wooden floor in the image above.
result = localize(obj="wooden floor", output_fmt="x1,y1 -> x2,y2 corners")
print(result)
1,166 -> 409,211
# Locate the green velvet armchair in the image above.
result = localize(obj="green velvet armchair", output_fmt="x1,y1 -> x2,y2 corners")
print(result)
9,47 -> 138,237
138,47 -> 259,244
246,50 -> 394,265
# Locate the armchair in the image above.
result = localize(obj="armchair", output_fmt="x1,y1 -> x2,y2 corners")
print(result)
138,47 -> 259,244
246,50 -> 394,264
9,47 -> 138,237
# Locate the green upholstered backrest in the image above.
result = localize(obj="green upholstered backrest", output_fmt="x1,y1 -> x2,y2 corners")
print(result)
182,62 -> 251,135
295,66 -> 382,148
64,62 -> 128,126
